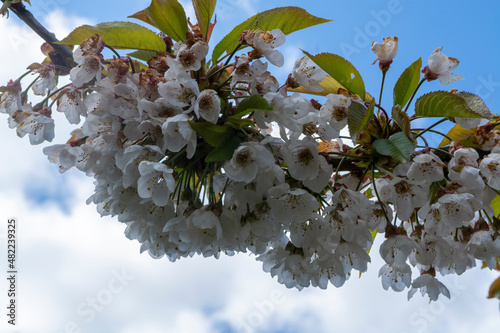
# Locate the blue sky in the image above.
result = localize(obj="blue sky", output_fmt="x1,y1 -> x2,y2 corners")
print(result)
0,1 -> 500,333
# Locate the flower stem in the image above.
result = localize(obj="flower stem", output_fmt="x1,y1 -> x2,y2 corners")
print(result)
223,44 -> 242,67
404,78 -> 426,113
333,155 -> 347,187
22,76 -> 39,95
16,70 -> 32,82
105,45 -> 121,59
372,164 -> 391,225
207,64 -> 233,79
38,83 -> 71,106
378,71 -> 386,108
414,118 -> 447,138
356,164 -> 372,191
412,128 -> 453,143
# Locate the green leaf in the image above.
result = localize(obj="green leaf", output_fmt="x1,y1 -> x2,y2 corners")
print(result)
393,58 -> 422,108
491,195 -> 500,217
360,229 -> 378,278
232,94 -> 273,118
288,75 -> 373,101
303,51 -> 366,100
57,21 -> 166,52
130,59 -> 150,73
193,0 -> 217,39
128,9 -> 156,28
226,118 -> 255,128
348,100 -> 374,144
127,50 -> 158,61
456,92 -> 495,119
391,105 -> 414,143
188,121 -> 229,147
205,135 -> 242,162
373,132 -> 416,163
438,123 -> 478,148
212,6 -> 330,63
415,91 -> 487,118
145,0 -> 188,41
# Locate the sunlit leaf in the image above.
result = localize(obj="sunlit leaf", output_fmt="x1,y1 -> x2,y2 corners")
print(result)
193,0 -> 217,39
491,195 -> 500,218
393,58 -> 421,108
488,275 -> 500,299
456,92 -> 495,119
128,9 -> 156,27
360,229 -> 378,278
438,123 -> 478,148
212,6 -> 330,63
127,50 -> 158,61
415,91 -> 488,118
288,75 -> 373,101
145,0 -> 188,41
58,21 -> 166,52
303,51 -> 366,100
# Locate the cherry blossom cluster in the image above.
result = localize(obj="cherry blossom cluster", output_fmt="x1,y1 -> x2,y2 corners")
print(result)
1,28 -> 499,304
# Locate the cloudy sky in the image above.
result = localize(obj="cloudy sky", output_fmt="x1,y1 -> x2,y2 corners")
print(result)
0,0 -> 500,332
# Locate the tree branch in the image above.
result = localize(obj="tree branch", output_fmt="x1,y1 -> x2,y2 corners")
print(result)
2,1 -> 74,73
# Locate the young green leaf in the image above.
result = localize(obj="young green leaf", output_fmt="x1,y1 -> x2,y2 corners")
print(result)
188,121 -> 229,147
288,75 -> 373,101
456,92 -> 495,119
145,0 -> 188,41
288,75 -> 341,96
205,135 -> 242,162
226,118 -> 254,128
127,50 -> 158,61
232,94 -> 273,117
437,123 -> 479,148
393,58 -> 422,108
415,91 -> 487,118
57,21 -> 166,52
391,105 -> 414,143
212,6 -> 330,63
128,9 -> 156,28
348,100 -> 374,143
130,59 -> 150,73
303,51 -> 366,101
373,132 -> 416,163
490,195 -> 500,217
193,0 -> 217,39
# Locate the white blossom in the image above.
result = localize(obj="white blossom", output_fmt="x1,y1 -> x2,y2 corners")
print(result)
423,46 -> 464,85
408,274 -> 450,302
245,29 -> 286,67
292,56 -> 326,92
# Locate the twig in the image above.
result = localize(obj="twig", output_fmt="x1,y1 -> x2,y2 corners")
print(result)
3,1 -> 74,71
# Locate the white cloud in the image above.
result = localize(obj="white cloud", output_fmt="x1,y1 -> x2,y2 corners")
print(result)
44,9 -> 95,39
